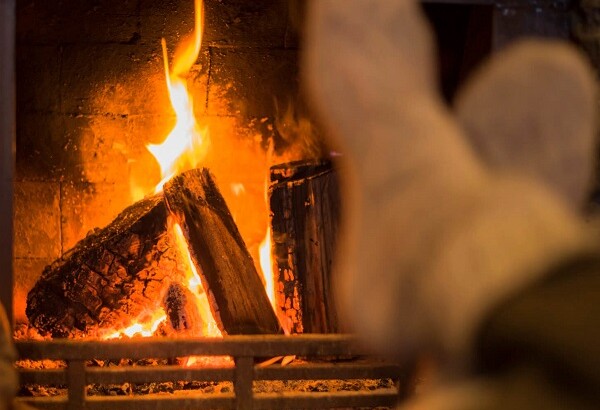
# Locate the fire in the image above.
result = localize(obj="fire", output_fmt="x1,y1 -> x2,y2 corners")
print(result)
147,0 -> 209,194
231,182 -> 246,196
105,0 -> 214,341
103,311 -> 167,340
172,221 -> 222,337
153,0 -> 220,338
259,228 -> 276,310
106,0 -> 284,343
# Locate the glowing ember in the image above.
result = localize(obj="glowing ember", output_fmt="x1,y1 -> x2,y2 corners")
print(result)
102,310 -> 167,340
148,0 -> 209,194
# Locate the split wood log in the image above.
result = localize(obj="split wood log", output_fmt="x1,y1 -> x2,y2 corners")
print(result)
26,195 -> 185,338
164,168 -> 282,335
269,160 -> 341,334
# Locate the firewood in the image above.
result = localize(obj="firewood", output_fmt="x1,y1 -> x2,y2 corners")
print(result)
26,195 -> 183,337
269,160 -> 341,334
164,168 -> 282,335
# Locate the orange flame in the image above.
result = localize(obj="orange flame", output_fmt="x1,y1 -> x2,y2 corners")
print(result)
259,227 -> 276,310
172,221 -> 222,337
148,0 -> 209,193
102,310 -> 167,340
107,0 -> 286,343
103,0 -> 215,341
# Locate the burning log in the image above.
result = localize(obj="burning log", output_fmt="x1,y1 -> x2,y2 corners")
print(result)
26,168 -> 281,338
26,195 -> 178,338
269,160 -> 341,334
164,168 -> 282,335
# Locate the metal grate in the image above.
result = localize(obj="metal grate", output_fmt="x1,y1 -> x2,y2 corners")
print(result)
15,334 -> 402,410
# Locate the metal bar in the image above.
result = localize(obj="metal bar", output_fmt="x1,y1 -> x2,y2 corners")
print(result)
16,336 -> 402,409
253,390 -> 399,409
234,357 -> 254,410
20,395 -> 239,410
15,397 -> 68,410
255,362 -> 400,381
15,334 -> 363,361
0,0 -> 16,327
67,360 -> 86,410
86,394 -> 235,410
86,365 -> 234,384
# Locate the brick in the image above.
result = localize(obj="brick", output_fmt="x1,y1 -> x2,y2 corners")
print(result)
207,48 -> 299,119
16,45 -> 61,112
139,0 -> 196,46
13,181 -> 61,259
16,113 -> 141,184
16,0 -> 139,45
61,180 -> 135,251
203,0 -> 287,47
61,44 -> 209,116
15,113 -> 72,181
13,257 -> 53,324
140,0 -> 287,47
62,115 -> 137,184
61,44 -> 168,115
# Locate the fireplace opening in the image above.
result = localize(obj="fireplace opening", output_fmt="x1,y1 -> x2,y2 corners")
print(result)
13,0 -> 333,338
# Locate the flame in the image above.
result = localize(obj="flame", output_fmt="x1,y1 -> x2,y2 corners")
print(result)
172,222 -> 222,337
101,220 -> 222,341
147,0 -> 209,193
259,228 -> 276,310
102,311 -> 167,340
103,0 -> 218,341
105,0 -> 290,343
231,183 -> 246,196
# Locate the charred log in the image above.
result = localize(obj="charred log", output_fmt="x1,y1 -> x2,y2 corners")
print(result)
164,168 -> 282,335
163,283 -> 204,334
269,160 -> 341,334
25,195 -> 185,338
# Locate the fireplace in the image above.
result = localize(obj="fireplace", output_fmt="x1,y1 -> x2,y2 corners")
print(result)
12,0 -> 316,330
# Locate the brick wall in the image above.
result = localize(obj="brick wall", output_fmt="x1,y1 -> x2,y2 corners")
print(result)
14,0 -> 305,323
